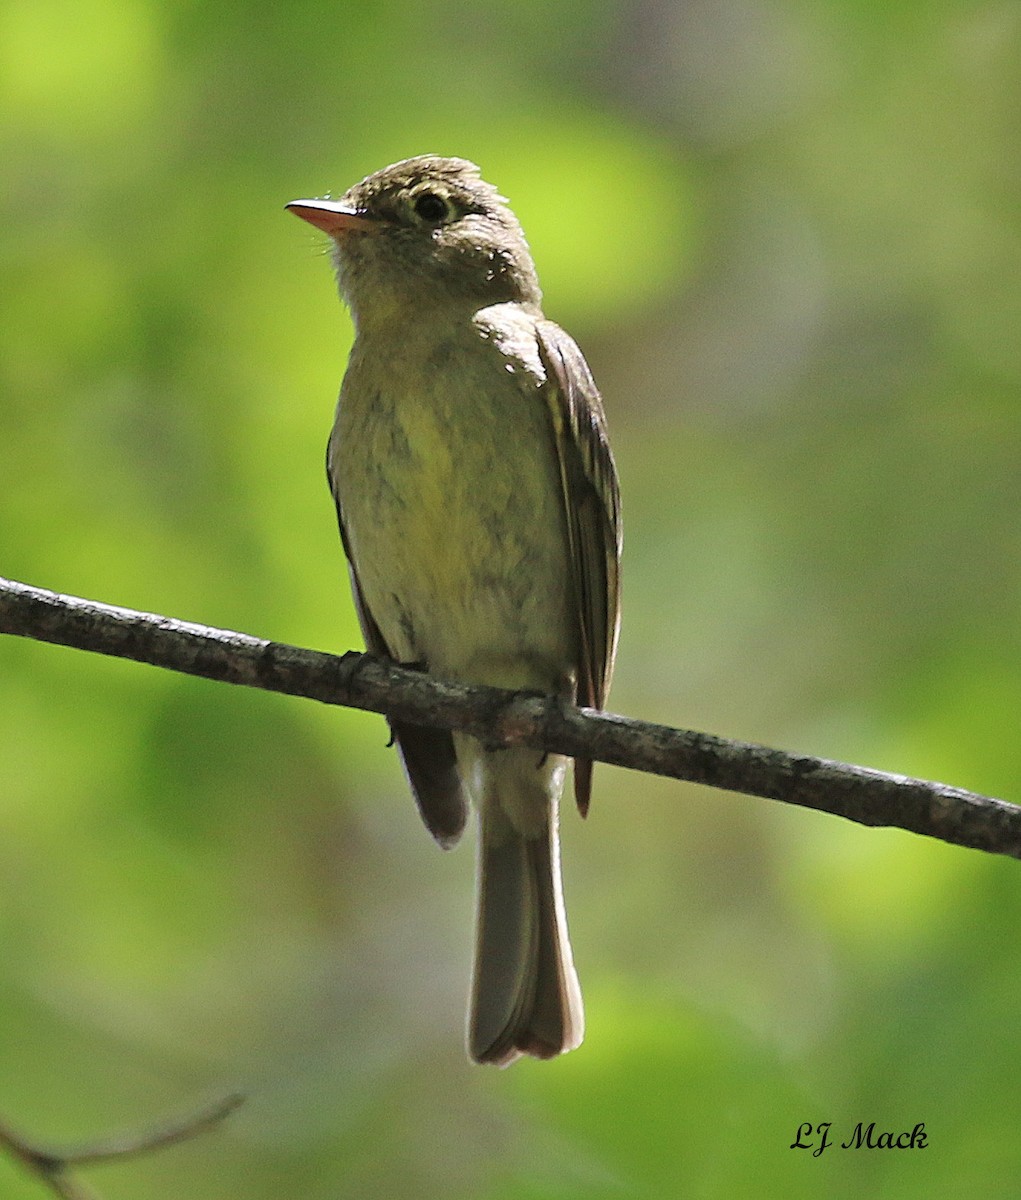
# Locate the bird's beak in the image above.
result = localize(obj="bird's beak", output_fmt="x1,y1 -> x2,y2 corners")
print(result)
286,198 -> 377,235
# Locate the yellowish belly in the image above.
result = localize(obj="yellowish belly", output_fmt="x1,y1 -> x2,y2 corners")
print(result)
331,336 -> 575,692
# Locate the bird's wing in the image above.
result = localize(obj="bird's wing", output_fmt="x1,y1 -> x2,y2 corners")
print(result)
326,439 -> 469,848
536,320 -> 622,815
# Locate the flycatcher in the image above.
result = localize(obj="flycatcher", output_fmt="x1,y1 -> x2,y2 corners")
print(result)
288,156 -> 621,1065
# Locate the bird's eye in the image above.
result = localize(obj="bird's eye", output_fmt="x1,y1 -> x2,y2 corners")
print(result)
413,192 -> 450,223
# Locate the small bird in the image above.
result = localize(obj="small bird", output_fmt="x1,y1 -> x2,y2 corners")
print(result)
288,156 -> 621,1065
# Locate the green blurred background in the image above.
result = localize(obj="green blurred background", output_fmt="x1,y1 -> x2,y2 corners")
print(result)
2,0 -> 1020,1196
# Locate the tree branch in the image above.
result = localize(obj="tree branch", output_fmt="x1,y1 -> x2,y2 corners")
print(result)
2,574 -> 1020,859
0,1094 -> 243,1199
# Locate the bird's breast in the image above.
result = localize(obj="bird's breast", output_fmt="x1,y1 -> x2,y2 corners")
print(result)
329,323 -> 575,689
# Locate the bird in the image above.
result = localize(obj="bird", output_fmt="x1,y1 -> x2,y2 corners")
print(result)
287,156 -> 621,1065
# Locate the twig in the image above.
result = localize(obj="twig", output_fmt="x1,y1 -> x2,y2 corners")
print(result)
1,574 -> 1020,859
0,1094 -> 243,1199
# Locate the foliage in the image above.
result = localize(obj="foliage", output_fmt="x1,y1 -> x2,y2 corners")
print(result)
2,0 -> 1020,1195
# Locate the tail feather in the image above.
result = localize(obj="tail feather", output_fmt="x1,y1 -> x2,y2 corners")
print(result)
468,756 -> 583,1066
518,825 -> 583,1057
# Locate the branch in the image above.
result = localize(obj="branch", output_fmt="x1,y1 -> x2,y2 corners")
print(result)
2,575 -> 1020,859
0,1094 -> 243,1199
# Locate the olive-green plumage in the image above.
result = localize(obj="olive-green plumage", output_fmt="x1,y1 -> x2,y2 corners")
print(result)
288,156 -> 621,1065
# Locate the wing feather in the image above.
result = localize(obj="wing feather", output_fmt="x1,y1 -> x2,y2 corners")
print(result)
536,322 -> 622,815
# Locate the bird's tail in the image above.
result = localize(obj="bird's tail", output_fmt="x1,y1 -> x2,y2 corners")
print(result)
467,748 -> 583,1066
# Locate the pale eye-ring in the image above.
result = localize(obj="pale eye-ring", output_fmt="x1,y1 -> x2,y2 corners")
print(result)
413,191 -> 450,223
